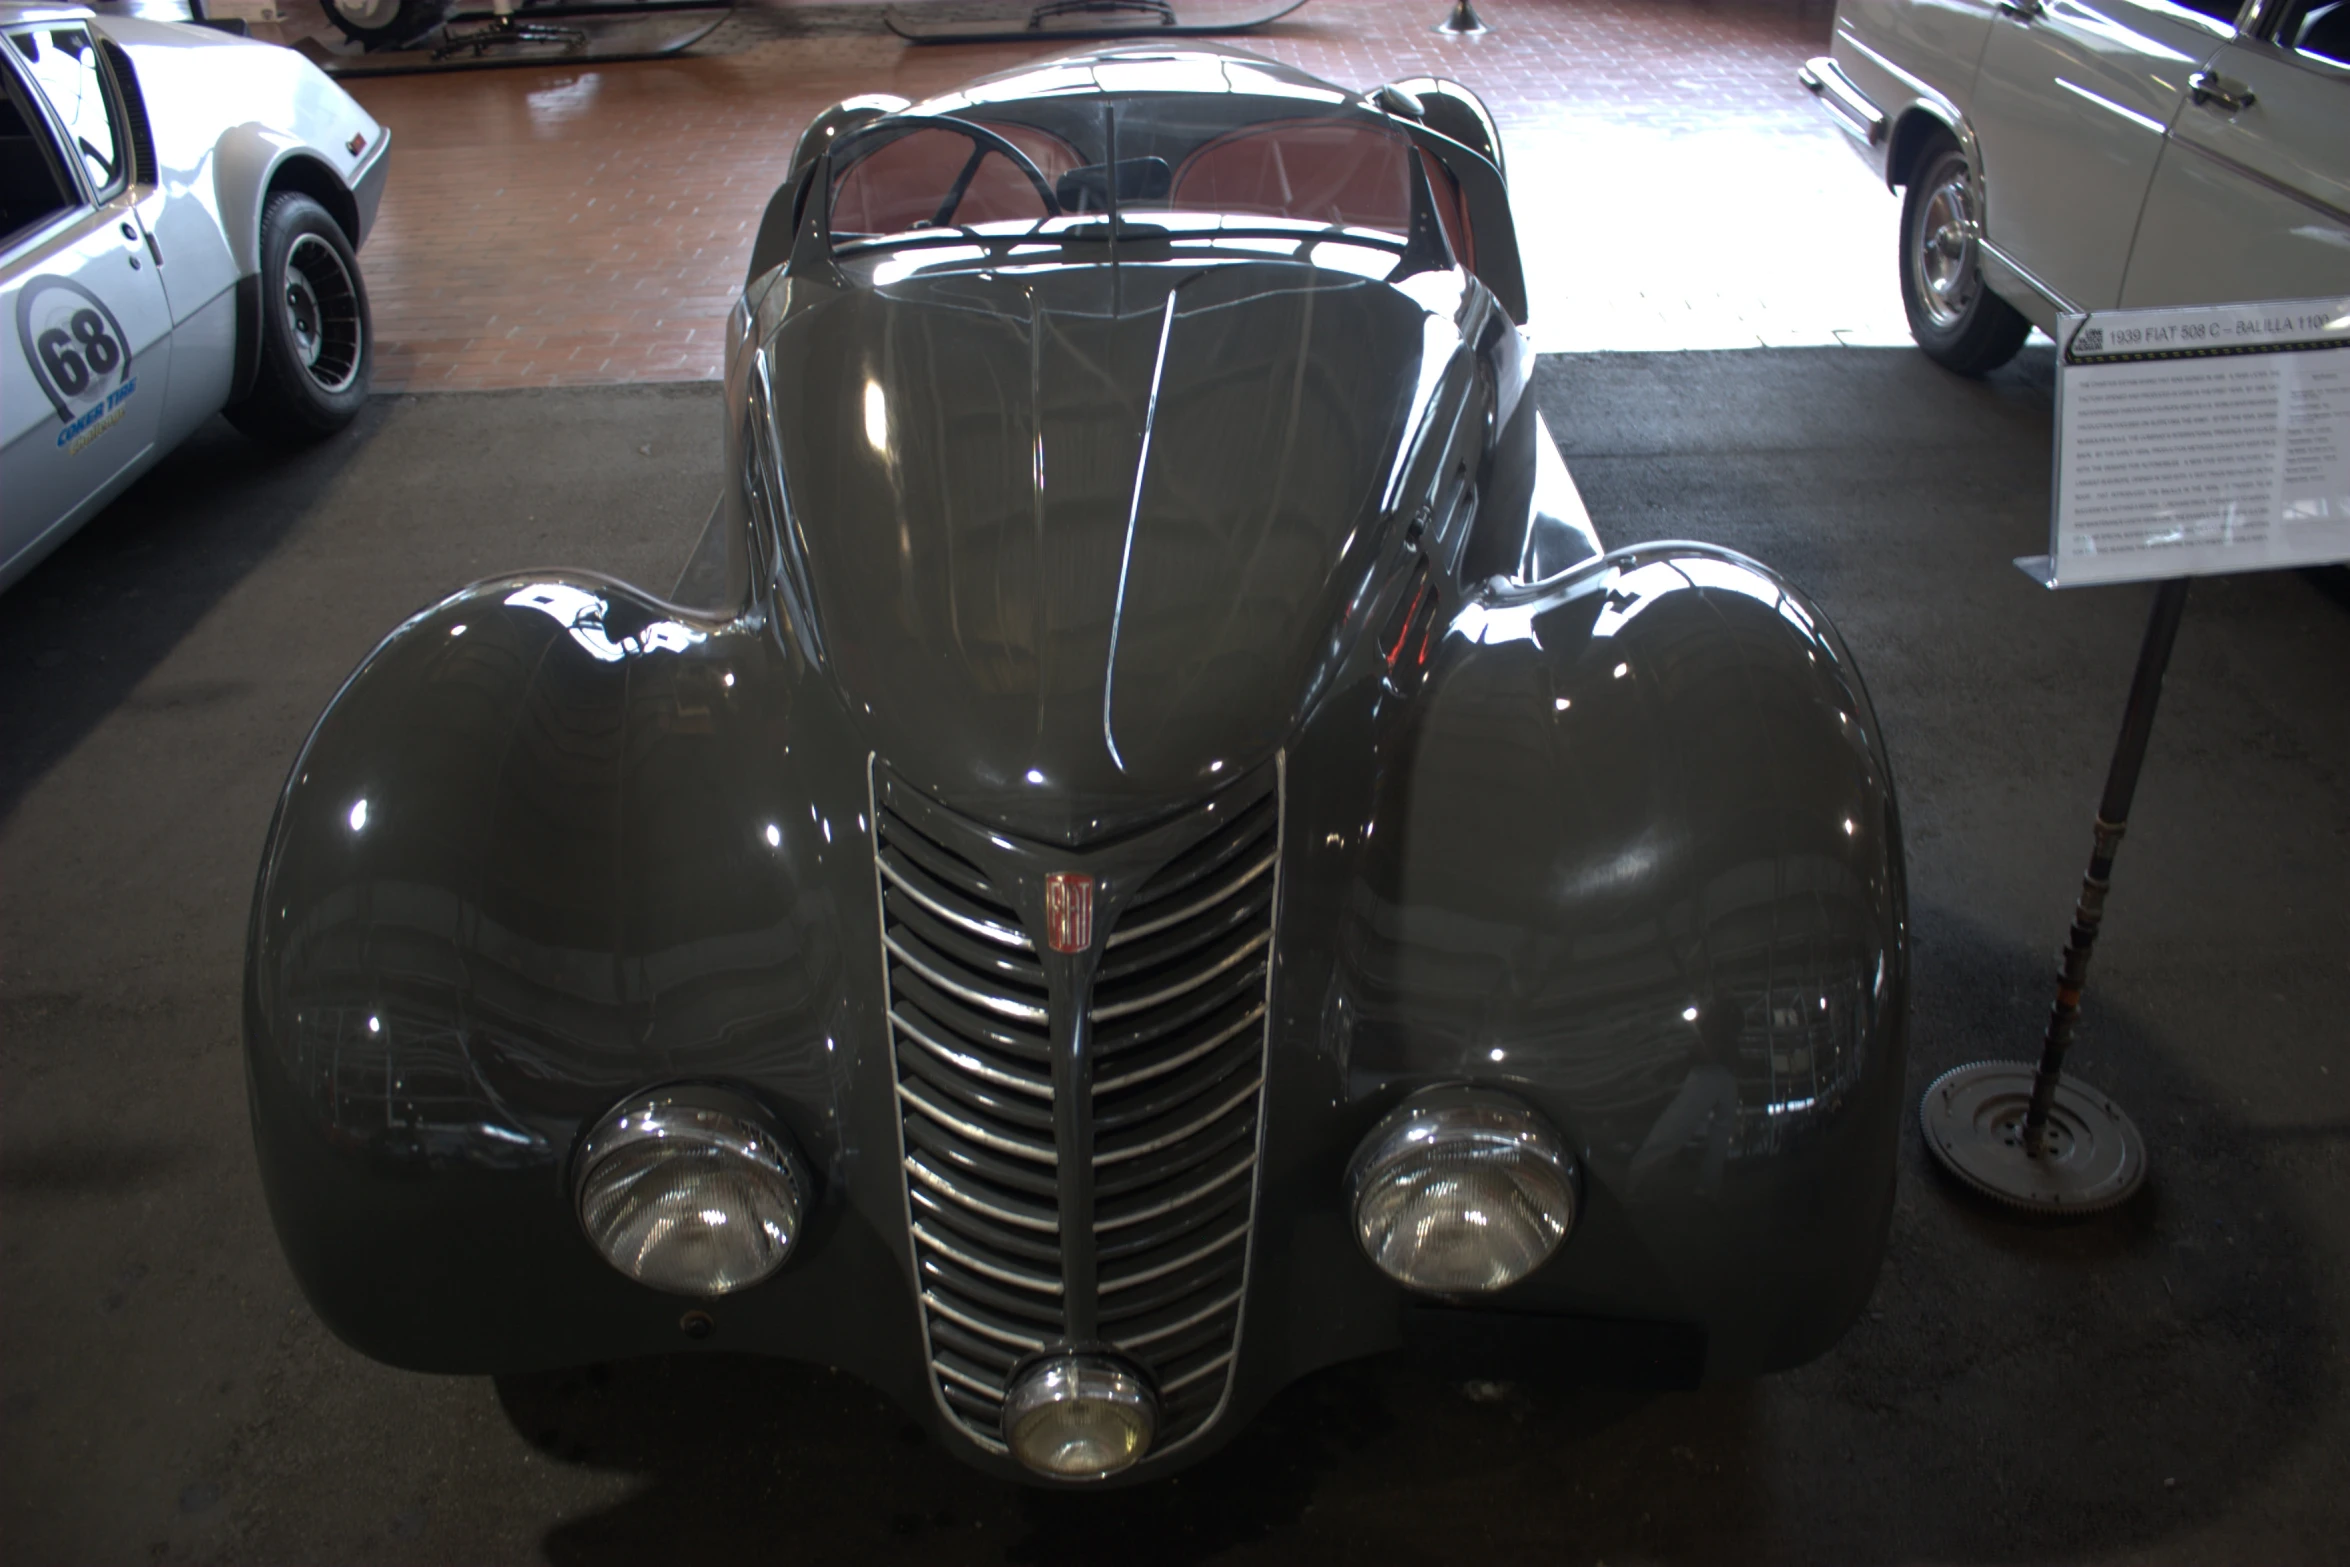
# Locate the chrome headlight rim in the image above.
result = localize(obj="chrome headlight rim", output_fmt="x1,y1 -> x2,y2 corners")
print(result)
1000,1351 -> 1160,1480
1346,1084 -> 1580,1296
573,1083 -> 810,1299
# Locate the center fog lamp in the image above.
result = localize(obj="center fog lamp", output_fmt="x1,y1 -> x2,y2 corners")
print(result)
1002,1354 -> 1158,1479
575,1086 -> 808,1297
1347,1086 -> 1579,1293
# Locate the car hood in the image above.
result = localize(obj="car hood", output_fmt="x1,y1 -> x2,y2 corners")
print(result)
763,256 -> 1435,842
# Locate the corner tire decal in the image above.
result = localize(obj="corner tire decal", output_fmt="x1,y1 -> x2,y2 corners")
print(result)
15,275 -> 136,436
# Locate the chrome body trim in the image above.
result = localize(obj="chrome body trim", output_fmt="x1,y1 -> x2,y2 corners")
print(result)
1094,1147 -> 1256,1231
1158,1349 -> 1236,1395
882,933 -> 1050,1023
872,754 -> 1005,1451
877,855 -> 1033,950
914,1221 -> 1065,1296
1103,852 -> 1275,947
1977,236 -> 2077,333
1096,1220 -> 1254,1295
937,1359 -> 1009,1400
1101,289 -> 1182,773
1800,55 -> 1888,146
1115,1286 -> 1247,1350
1157,747 -> 1280,1458
904,1152 -> 1061,1232
2171,132 -> 2350,227
892,1008 -> 1054,1097
923,1290 -> 1049,1351
1089,929 -> 1272,1022
1093,1077 -> 1264,1165
897,1081 -> 1059,1164
1092,1004 -> 1266,1093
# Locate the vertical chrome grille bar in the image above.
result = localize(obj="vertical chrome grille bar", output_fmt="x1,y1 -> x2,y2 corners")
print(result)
873,758 -> 1059,1455
1087,757 -> 1280,1455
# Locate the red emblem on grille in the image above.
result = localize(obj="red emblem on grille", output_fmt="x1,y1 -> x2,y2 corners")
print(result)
1044,872 -> 1094,954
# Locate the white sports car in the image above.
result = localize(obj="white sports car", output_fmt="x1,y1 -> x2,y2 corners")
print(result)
1,1 -> 387,592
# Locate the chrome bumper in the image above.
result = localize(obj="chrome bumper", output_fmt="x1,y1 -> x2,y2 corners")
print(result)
1800,56 -> 1888,164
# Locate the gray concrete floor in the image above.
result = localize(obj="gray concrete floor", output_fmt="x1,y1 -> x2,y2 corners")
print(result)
2,355 -> 2345,1564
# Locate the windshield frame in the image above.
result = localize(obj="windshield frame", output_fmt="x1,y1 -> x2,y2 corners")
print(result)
820,92 -> 1457,269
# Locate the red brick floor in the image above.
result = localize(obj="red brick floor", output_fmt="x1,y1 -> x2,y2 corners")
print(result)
295,0 -> 1910,390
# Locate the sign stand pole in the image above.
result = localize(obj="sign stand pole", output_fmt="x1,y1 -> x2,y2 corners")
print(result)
1919,578 -> 2183,1213
1435,2 -> 1488,35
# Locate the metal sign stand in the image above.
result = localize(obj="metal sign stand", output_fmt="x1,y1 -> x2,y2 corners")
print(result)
1918,581 -> 2181,1213
1919,293 -> 2349,1218
1435,1 -> 1488,34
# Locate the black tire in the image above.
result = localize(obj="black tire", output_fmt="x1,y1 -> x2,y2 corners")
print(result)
1898,142 -> 2029,377
319,0 -> 452,50
225,192 -> 371,445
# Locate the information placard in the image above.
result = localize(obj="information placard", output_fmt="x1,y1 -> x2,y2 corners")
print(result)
2025,296 -> 2350,588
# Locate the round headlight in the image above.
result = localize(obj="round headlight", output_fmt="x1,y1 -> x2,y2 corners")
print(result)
1347,1086 -> 1578,1293
575,1087 -> 807,1297
1002,1354 -> 1157,1479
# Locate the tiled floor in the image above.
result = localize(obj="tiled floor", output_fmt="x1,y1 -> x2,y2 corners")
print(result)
295,0 -> 1916,390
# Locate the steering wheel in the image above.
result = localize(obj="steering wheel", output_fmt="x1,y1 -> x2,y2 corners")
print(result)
828,114 -> 1063,232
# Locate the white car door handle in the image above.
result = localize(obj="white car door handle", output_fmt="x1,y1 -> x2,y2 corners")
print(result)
1994,0 -> 2043,19
2187,70 -> 2255,112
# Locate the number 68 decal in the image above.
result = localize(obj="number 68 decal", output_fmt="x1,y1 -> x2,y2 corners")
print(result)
15,275 -> 135,425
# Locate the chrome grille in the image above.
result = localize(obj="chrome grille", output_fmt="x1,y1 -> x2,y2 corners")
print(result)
874,763 -> 1279,1460
1091,788 -> 1277,1448
876,801 -> 1059,1449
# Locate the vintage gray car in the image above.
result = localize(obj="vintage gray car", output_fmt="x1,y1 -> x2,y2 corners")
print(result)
245,47 -> 1908,1483
1804,0 -> 2349,373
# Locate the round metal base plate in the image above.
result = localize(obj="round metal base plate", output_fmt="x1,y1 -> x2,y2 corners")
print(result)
1920,1061 -> 2147,1215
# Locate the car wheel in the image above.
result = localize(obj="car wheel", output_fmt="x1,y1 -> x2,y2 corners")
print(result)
1899,143 -> 2029,377
226,193 -> 371,445
319,0 -> 452,50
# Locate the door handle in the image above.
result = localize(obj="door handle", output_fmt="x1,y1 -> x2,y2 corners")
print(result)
2188,70 -> 2255,112
1995,0 -> 2042,19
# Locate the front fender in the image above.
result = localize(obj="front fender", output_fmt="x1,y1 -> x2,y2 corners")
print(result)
243,573 -> 881,1373
211,128 -> 332,273
1336,543 -> 1907,1376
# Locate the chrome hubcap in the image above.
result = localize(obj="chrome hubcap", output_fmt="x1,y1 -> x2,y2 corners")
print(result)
335,0 -> 399,25
1914,171 -> 1979,330
282,233 -> 362,394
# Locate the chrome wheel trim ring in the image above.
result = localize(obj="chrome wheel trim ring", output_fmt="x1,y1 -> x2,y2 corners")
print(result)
1913,166 -> 1979,331
283,233 -> 363,395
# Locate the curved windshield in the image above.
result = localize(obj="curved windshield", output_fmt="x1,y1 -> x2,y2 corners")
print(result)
828,99 -> 1436,248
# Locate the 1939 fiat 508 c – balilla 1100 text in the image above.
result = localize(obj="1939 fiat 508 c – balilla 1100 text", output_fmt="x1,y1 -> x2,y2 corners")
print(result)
244,46 -> 1909,1485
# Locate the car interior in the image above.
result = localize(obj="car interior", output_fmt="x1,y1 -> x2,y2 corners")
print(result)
0,77 -> 78,250
828,109 -> 1474,265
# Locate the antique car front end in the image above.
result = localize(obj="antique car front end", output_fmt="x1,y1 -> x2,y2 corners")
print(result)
244,48 -> 1907,1484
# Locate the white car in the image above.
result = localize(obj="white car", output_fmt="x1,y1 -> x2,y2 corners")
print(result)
1803,0 -> 2348,374
2,2 -> 387,592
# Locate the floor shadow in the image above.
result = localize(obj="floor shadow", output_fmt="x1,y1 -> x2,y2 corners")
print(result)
1780,899 -> 2339,1561
497,1350 -> 1691,1567
0,405 -> 386,827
